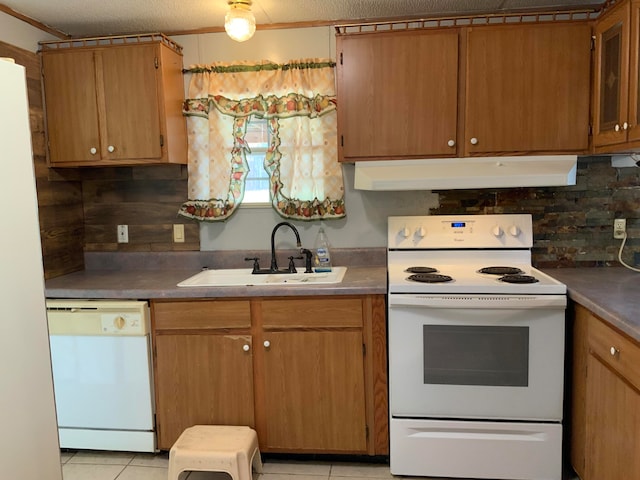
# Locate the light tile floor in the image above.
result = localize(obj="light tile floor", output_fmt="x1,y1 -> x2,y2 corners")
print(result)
60,450 -> 580,480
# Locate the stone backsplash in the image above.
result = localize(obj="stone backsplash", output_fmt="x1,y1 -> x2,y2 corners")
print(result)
431,156 -> 640,268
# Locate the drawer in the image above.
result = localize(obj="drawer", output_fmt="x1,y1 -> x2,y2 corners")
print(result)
589,316 -> 640,391
152,300 -> 251,330
262,297 -> 363,328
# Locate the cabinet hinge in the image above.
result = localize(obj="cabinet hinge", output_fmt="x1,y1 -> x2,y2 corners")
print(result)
154,56 -> 159,69
340,52 -> 343,65
160,134 -> 164,147
588,124 -> 593,137
340,135 -> 344,147
365,424 -> 369,439
591,35 -> 596,51
362,343 -> 366,356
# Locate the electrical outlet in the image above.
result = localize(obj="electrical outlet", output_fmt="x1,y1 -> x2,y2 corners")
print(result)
117,224 -> 129,243
173,224 -> 185,243
614,218 -> 626,239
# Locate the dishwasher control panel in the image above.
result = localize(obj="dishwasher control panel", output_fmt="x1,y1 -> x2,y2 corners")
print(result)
46,300 -> 150,336
100,312 -> 145,334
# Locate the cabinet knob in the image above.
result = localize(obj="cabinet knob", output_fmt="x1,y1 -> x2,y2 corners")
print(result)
610,346 -> 620,357
264,340 -> 271,348
90,147 -> 97,155
447,139 -> 456,147
623,122 -> 629,130
107,145 -> 116,153
615,124 -> 621,132
243,344 -> 250,352
470,137 -> 478,145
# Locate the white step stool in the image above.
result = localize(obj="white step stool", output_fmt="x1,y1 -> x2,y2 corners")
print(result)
168,425 -> 263,480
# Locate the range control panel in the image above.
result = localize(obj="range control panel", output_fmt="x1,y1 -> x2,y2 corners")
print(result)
388,214 -> 533,249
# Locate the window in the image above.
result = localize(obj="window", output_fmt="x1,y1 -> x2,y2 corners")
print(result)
242,118 -> 270,205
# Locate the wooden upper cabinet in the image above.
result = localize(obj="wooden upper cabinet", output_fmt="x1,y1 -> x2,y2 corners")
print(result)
41,37 -> 187,167
465,23 -> 591,155
593,0 -> 640,150
100,45 -> 162,161
337,21 -> 592,161
41,50 -> 101,163
337,29 -> 459,161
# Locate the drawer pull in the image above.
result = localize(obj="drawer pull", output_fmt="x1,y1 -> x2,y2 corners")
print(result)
610,346 -> 620,357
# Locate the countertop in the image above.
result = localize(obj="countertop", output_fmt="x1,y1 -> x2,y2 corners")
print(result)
44,252 -> 639,341
44,265 -> 388,299
544,268 -> 640,342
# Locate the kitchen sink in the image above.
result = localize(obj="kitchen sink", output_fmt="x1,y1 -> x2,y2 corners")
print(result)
177,266 -> 347,287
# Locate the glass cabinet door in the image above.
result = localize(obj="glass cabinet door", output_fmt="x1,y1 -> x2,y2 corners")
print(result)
628,0 -> 640,142
594,2 -> 630,147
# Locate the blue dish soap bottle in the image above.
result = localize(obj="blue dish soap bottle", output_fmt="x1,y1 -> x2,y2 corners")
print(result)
314,226 -> 332,272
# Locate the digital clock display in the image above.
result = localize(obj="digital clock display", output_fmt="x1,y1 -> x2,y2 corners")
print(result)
451,222 -> 466,228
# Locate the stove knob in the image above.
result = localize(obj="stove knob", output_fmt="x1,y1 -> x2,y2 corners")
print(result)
400,227 -> 411,238
492,225 -> 504,237
509,225 -> 521,237
415,226 -> 426,238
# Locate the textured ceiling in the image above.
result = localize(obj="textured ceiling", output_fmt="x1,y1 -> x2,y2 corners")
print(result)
2,0 -> 604,37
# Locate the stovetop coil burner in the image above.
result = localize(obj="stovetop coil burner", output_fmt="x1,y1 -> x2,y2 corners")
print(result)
479,266 -> 524,275
405,266 -> 438,274
498,274 -> 539,284
407,273 -> 453,283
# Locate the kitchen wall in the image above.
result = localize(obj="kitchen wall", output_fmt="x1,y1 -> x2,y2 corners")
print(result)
2,13 -> 639,274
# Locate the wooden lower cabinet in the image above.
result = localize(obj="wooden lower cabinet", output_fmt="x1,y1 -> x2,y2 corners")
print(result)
260,330 -> 367,452
152,299 -> 254,449
153,334 -> 255,448
151,295 -> 388,454
571,304 -> 640,479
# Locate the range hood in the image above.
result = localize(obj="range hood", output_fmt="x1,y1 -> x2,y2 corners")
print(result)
353,156 -> 577,191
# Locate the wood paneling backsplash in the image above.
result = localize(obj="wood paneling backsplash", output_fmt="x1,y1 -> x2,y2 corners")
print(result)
80,165 -> 198,252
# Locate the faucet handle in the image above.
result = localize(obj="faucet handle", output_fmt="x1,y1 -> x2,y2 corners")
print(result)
300,248 -> 313,273
244,257 -> 261,273
287,256 -> 303,273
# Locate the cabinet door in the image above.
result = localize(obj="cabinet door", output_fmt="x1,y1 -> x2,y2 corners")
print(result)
261,330 -> 367,452
586,354 -> 640,479
154,334 -> 254,449
42,50 -> 101,164
628,0 -> 640,142
101,45 -> 162,161
466,23 -> 591,154
337,30 -> 459,161
593,1 -> 631,147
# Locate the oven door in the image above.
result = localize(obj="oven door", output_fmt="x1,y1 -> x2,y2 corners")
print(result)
388,293 -> 566,421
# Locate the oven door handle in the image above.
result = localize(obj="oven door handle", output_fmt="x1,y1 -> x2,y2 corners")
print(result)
388,294 -> 567,309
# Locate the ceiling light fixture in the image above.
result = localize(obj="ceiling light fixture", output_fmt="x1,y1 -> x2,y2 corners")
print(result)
225,0 -> 256,42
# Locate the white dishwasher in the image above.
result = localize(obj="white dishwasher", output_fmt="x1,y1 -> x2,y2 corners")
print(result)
46,299 -> 155,452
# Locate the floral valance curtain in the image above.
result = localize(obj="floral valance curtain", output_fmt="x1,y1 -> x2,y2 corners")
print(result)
178,59 -> 346,221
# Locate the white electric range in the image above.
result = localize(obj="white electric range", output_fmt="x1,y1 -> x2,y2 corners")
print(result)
387,214 -> 566,480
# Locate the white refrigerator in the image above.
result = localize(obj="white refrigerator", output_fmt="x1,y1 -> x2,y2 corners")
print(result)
0,58 -> 62,479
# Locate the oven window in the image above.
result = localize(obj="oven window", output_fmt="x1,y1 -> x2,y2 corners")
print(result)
423,325 -> 529,387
